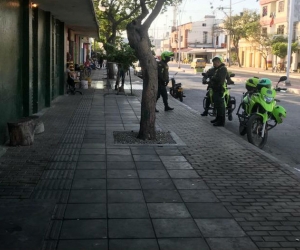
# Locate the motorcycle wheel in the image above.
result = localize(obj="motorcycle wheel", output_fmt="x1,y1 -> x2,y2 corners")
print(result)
170,88 -> 174,97
239,122 -> 247,136
246,114 -> 268,149
179,92 -> 183,102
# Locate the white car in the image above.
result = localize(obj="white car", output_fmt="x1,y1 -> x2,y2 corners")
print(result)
133,61 -> 142,77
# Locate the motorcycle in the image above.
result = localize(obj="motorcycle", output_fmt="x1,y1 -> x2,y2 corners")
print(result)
169,72 -> 185,102
236,76 -> 287,149
201,72 -> 236,121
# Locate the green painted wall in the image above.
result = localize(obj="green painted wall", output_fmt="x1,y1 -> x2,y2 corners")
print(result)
0,0 -> 65,145
0,0 -> 24,144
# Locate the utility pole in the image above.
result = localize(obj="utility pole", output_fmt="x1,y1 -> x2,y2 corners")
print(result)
228,0 -> 232,67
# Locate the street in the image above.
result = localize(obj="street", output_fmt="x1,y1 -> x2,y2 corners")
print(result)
167,63 -> 300,171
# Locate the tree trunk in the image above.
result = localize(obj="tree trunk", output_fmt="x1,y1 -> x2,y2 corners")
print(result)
127,21 -> 157,140
108,63 -> 115,80
7,117 -> 36,146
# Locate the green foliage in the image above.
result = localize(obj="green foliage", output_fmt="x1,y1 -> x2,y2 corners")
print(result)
271,35 -> 288,44
105,42 -> 137,69
272,42 -> 298,59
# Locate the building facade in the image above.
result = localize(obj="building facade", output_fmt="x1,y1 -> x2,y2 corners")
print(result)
0,0 -> 98,145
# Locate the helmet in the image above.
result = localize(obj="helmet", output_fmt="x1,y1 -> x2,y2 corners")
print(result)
245,77 -> 259,91
272,105 -> 286,124
161,51 -> 174,60
212,56 -> 223,63
257,78 -> 272,90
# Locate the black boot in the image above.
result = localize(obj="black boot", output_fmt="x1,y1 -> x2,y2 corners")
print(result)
201,110 -> 208,116
213,116 -> 225,126
165,106 -> 174,111
210,116 -> 219,123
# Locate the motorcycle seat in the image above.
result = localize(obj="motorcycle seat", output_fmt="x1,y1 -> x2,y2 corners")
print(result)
175,83 -> 182,87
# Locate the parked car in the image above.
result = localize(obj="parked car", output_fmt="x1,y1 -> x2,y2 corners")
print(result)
190,58 -> 206,69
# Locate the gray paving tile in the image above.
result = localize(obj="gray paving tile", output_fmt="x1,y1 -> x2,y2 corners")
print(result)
155,148 -> 182,156
76,162 -> 106,170
83,139 -> 106,144
107,170 -> 138,178
78,155 -> 106,162
143,190 -> 182,202
80,148 -> 106,155
167,170 -> 200,178
148,203 -> 191,218
107,148 -> 131,155
163,161 -> 193,169
108,190 -> 145,203
206,238 -> 258,250
107,179 -> 141,190
81,143 -> 105,149
138,170 -> 169,178
74,170 -> 106,179
179,190 -> 219,202
195,219 -> 246,237
108,203 -> 149,218
158,238 -> 210,250
131,147 -> 157,155
152,219 -> 201,238
107,161 -> 136,169
60,220 -> 107,239
109,239 -> 159,250
140,179 -> 175,190
186,203 -> 232,218
109,219 -> 155,238
71,179 -> 106,190
69,190 -> 106,203
64,204 -> 107,219
57,240 -> 108,250
107,155 -> 133,162
160,156 -> 187,162
173,179 -> 209,189
135,162 -> 165,170
133,155 -> 161,162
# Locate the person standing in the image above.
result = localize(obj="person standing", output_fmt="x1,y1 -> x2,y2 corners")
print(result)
156,51 -> 174,112
210,56 -> 228,126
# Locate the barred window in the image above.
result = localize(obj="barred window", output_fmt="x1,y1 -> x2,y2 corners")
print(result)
262,27 -> 267,36
277,25 -> 284,34
262,6 -> 268,17
203,31 -> 208,43
278,1 -> 284,12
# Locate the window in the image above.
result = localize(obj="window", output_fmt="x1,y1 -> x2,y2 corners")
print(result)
203,31 -> 208,43
262,6 -> 268,17
277,25 -> 284,34
202,23 -> 206,27
278,1 -> 284,12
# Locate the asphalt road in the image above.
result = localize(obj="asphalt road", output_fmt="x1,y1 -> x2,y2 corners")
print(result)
167,63 -> 300,171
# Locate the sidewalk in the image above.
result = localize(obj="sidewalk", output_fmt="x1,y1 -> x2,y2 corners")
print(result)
1,68 -> 300,249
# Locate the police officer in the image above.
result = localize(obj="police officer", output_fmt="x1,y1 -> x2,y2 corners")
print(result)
156,51 -> 174,112
210,56 -> 228,126
201,65 -> 234,118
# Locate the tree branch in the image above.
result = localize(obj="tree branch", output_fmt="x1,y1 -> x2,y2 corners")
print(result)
143,0 -> 166,29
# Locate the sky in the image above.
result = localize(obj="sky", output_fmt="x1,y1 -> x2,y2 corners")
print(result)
149,0 -> 260,39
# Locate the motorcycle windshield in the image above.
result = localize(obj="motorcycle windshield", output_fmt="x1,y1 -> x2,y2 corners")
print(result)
259,87 -> 276,112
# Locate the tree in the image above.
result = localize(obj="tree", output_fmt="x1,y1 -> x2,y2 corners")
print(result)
223,10 -> 260,67
105,42 -> 137,92
272,41 -> 298,70
247,20 -> 273,70
94,0 -> 141,79
126,0 -> 180,140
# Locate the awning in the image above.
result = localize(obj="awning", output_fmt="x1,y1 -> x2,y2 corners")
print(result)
33,0 -> 99,37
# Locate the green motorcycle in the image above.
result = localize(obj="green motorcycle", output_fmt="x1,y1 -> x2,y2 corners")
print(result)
202,72 -> 236,120
236,76 -> 287,149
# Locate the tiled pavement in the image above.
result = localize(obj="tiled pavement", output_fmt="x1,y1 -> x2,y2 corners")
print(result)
1,69 -> 300,250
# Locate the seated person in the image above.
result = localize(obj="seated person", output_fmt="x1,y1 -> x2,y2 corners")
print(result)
66,63 -> 76,88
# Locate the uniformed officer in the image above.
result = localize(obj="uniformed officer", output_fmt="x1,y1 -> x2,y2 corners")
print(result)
156,51 -> 174,112
210,56 -> 228,126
